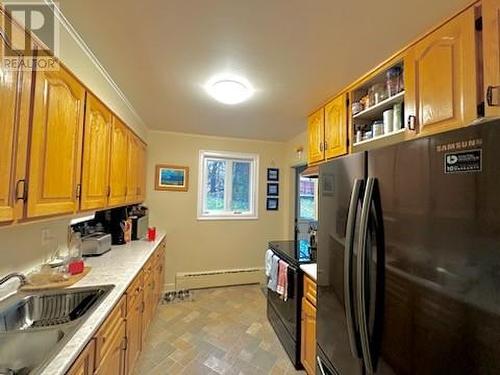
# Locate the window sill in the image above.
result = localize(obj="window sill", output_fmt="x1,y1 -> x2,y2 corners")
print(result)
197,215 -> 259,221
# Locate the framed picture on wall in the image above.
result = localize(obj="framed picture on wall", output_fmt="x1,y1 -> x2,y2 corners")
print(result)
266,197 -> 279,211
267,183 -> 279,197
155,164 -> 189,191
267,168 -> 279,181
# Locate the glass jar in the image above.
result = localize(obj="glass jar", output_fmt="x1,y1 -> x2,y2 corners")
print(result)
386,67 -> 402,96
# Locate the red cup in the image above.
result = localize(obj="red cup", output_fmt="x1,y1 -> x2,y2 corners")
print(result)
148,227 -> 156,241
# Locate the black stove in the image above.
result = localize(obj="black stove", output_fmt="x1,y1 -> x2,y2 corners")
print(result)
267,239 -> 316,369
268,240 -> 316,266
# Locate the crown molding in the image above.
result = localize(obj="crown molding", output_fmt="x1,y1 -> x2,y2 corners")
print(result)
44,0 -> 147,130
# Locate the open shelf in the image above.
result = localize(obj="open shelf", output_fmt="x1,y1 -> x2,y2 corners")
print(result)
352,127 -> 410,153
353,91 -> 405,121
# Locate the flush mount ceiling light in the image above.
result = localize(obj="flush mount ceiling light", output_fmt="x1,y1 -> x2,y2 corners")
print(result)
205,74 -> 254,105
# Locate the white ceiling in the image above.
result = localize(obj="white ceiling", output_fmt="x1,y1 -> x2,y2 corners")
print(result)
58,0 -> 472,141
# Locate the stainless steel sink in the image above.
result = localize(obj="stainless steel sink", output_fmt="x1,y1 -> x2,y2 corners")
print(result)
0,285 -> 114,374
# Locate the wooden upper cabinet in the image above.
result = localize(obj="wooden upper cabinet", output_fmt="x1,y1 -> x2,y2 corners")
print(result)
308,108 -> 325,164
324,94 -> 348,159
80,93 -> 112,211
0,15 -> 30,223
405,7 -> 477,137
27,60 -> 85,218
137,142 -> 147,202
483,0 -> 500,117
109,118 -> 129,206
126,133 -> 139,203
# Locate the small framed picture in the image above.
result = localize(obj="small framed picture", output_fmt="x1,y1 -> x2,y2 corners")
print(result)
267,168 -> 279,182
155,164 -> 189,192
266,197 -> 279,211
267,183 -> 279,197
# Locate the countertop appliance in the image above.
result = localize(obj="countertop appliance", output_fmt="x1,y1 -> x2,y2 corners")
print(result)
131,214 -> 148,241
316,120 -> 500,375
267,240 -> 315,369
81,232 -> 112,256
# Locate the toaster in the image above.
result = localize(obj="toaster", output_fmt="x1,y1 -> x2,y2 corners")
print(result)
81,232 -> 112,256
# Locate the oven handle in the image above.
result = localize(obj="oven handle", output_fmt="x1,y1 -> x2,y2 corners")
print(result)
344,178 -> 363,359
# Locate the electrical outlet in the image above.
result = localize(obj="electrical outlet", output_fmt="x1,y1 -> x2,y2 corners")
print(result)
41,228 -> 52,247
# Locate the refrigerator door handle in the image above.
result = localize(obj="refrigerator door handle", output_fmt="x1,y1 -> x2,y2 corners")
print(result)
344,178 -> 363,359
357,177 -> 375,374
317,356 -> 327,375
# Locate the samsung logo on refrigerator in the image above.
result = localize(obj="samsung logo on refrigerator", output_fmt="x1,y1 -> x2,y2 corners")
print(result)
436,138 -> 483,152
444,149 -> 482,174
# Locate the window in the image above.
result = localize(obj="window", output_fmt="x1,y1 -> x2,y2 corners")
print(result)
298,176 -> 318,221
198,150 -> 259,220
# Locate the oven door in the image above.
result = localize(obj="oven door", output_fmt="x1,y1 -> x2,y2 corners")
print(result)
267,263 -> 299,337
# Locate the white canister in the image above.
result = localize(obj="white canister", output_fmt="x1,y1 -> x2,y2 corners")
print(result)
393,103 -> 402,130
383,109 -> 394,134
372,121 -> 384,137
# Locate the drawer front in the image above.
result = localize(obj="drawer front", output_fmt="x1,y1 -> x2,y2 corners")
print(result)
95,295 -> 126,366
304,275 -> 317,306
126,272 -> 144,315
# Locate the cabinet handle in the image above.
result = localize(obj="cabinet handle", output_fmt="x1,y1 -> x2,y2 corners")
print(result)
319,142 -> 323,152
487,85 -> 500,107
324,141 -> 328,150
75,184 -> 81,199
407,115 -> 417,131
107,186 -> 111,198
15,179 -> 28,202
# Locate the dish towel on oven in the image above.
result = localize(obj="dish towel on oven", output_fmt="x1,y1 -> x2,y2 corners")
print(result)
267,255 -> 280,292
265,249 -> 274,277
276,259 -> 289,301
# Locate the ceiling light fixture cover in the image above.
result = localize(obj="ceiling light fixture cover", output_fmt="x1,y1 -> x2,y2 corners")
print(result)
205,74 -> 254,105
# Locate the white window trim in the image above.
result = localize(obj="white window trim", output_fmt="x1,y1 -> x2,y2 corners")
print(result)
197,150 -> 259,221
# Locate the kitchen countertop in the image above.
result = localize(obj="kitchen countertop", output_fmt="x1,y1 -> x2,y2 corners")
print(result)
268,240 -> 316,266
300,263 -> 317,282
40,231 -> 166,375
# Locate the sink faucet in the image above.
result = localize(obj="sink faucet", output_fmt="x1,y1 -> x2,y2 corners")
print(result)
0,273 -> 27,289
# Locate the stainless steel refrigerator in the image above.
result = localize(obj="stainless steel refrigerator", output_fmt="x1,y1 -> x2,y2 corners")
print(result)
316,119 -> 500,375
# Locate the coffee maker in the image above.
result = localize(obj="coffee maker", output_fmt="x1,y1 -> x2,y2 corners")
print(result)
95,206 -> 128,245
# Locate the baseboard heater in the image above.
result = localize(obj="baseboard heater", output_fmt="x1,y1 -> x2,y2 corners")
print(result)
176,267 -> 264,290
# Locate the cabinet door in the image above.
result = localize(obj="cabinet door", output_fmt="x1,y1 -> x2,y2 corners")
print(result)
301,297 -> 317,375
126,133 -> 139,204
405,8 -> 477,137
125,295 -> 143,375
80,93 -> 112,211
109,118 -> 128,206
0,16 -> 30,223
95,320 -> 126,375
136,142 -> 147,202
67,339 -> 96,375
27,60 -> 85,218
324,94 -> 348,159
483,0 -> 500,117
308,108 -> 325,164
142,273 -> 155,338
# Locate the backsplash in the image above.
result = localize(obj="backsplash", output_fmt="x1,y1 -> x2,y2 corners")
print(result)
0,219 -> 69,284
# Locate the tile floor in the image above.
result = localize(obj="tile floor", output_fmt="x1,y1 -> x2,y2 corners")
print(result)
134,285 -> 306,374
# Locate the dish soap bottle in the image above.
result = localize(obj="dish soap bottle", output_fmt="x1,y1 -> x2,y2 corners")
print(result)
68,230 -> 84,275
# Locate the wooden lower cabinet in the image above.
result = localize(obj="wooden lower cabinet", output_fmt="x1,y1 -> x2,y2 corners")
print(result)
301,276 -> 317,375
67,339 -> 96,375
125,274 -> 144,375
66,243 -> 165,375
